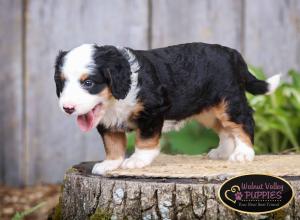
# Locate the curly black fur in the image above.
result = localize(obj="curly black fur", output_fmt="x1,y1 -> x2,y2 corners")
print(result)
126,43 -> 268,142
93,45 -> 132,99
55,43 -> 271,143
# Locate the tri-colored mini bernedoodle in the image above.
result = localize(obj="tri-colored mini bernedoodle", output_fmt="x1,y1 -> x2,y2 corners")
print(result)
54,43 -> 280,174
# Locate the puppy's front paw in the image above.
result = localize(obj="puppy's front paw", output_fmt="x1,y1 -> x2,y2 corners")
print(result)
121,148 -> 160,169
92,159 -> 123,175
229,146 -> 254,162
121,157 -> 148,169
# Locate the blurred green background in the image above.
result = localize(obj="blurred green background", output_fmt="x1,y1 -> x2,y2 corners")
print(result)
127,68 -> 300,155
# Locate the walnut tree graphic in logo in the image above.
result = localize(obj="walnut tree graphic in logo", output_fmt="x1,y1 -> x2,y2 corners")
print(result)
218,174 -> 294,214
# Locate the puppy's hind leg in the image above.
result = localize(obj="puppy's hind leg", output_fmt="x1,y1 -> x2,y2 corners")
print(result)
208,127 -> 236,160
229,133 -> 254,162
194,110 -> 235,160
214,100 -> 255,162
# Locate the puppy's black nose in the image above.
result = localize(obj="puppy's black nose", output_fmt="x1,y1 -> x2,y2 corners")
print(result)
63,106 -> 75,114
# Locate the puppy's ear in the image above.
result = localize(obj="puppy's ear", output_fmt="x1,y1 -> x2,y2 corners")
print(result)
55,50 -> 68,71
94,46 -> 131,99
54,50 -> 68,97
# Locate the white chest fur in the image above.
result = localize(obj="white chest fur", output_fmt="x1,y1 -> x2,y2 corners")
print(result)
100,98 -> 137,129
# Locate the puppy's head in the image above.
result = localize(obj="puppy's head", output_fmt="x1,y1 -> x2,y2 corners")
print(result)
54,44 -> 131,132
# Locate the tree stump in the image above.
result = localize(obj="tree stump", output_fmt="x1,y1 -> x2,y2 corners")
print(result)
59,154 -> 300,220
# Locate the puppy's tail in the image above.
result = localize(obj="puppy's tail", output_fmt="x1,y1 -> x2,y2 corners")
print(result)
245,72 -> 281,95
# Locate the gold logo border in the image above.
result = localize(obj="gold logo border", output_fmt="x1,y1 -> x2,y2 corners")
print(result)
217,173 -> 295,215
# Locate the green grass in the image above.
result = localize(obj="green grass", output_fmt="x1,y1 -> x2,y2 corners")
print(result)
126,122 -> 218,155
12,202 -> 45,220
161,121 -> 218,154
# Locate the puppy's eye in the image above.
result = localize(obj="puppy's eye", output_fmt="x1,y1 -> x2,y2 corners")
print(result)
82,79 -> 94,88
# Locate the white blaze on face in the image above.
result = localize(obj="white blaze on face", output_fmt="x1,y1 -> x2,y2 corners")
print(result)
58,44 -> 107,132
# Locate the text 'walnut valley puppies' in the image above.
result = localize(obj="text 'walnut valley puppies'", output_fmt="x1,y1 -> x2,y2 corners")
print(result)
54,43 -> 280,175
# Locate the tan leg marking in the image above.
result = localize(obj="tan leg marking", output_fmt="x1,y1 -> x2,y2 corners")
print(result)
193,109 -> 218,128
92,131 -> 126,175
193,108 -> 234,159
135,129 -> 160,149
212,101 -> 252,146
103,131 -> 126,160
121,129 -> 161,169
213,101 -> 254,161
194,100 -> 254,161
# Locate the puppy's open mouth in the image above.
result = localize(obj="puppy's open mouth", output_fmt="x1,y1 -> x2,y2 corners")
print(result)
77,103 -> 103,132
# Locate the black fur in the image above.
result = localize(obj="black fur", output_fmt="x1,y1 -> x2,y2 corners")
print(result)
125,43 -> 268,142
93,45 -> 131,99
232,51 -> 269,95
54,45 -> 132,99
55,43 -> 270,143
54,50 -> 68,97
82,77 -> 107,95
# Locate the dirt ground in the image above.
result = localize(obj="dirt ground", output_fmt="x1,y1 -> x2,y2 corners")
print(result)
0,184 -> 60,220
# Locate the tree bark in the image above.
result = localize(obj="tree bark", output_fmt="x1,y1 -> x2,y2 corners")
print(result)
59,155 -> 300,220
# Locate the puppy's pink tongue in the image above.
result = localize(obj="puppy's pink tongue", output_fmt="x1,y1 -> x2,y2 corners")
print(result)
77,111 -> 94,132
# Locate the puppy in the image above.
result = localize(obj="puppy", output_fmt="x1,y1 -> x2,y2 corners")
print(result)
54,43 -> 280,174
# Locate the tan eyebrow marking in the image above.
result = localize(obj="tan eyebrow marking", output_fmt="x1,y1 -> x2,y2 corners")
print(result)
135,129 -> 160,149
60,73 -> 65,81
79,73 -> 89,82
98,87 -> 112,99
103,131 -> 126,160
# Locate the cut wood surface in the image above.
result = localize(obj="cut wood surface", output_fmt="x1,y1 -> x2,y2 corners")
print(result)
60,154 -> 300,220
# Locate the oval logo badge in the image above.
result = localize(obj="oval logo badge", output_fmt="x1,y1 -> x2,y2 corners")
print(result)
218,174 -> 294,214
